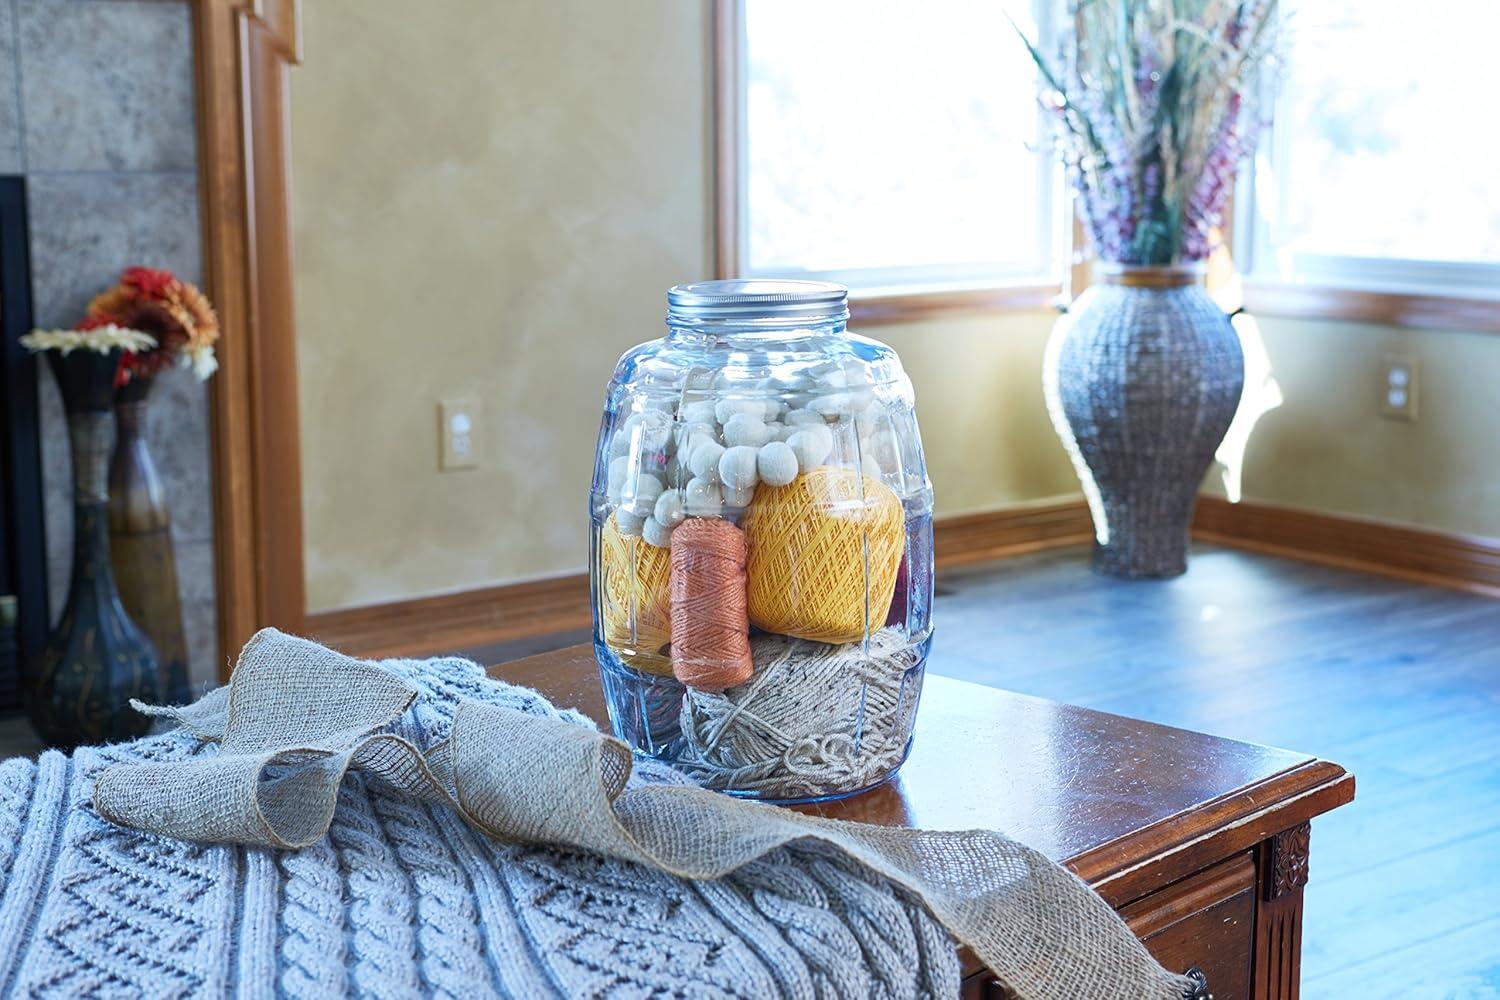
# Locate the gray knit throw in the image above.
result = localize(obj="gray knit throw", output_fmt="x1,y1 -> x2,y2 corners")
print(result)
1,633 -> 1191,999
0,650 -> 961,997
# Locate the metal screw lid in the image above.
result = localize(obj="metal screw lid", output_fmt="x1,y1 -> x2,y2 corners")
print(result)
666,279 -> 849,324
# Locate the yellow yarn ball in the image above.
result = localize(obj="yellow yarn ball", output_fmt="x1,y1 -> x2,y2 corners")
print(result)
598,513 -> 673,675
742,467 -> 905,644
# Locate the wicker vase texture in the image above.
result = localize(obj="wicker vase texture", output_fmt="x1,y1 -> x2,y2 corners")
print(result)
1044,266 -> 1244,578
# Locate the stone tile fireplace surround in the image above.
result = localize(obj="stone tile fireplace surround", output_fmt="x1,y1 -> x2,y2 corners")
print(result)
4,0 -> 218,687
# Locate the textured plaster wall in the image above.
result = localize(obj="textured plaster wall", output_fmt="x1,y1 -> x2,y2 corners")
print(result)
7,0 -> 219,685
1204,317 -> 1500,538
291,2 -> 1500,612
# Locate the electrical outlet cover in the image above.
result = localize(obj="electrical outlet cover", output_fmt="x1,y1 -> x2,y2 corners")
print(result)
1379,356 -> 1419,422
439,397 -> 481,470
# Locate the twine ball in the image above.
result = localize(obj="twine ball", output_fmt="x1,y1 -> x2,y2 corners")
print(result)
742,467 -> 905,644
598,512 -> 673,675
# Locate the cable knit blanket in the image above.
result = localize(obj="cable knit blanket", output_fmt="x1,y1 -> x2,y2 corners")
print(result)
0,651 -> 963,998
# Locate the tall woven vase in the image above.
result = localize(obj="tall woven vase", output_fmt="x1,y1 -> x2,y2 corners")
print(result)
109,375 -> 191,705
29,349 -> 161,749
1043,264 -> 1244,578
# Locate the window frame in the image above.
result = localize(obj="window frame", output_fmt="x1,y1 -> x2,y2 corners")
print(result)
711,0 -> 1071,324
1234,48 -> 1500,334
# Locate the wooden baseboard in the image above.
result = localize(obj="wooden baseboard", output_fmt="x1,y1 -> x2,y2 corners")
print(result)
304,573 -> 592,660
303,501 -> 1095,659
934,499 -> 1093,568
1192,496 -> 1500,599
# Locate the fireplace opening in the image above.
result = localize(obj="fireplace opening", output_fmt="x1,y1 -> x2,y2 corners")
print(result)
0,176 -> 43,711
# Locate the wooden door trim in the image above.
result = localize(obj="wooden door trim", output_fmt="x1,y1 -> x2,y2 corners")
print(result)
194,0 -> 306,678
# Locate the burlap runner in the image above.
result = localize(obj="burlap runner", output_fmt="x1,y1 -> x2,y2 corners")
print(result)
94,629 -> 1193,1000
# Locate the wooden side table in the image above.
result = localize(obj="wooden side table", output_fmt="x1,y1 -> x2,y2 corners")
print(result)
490,647 -> 1354,1000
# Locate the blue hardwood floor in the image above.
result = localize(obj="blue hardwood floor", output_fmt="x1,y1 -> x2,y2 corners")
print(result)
1,542 -> 1491,996
931,544 -> 1500,1000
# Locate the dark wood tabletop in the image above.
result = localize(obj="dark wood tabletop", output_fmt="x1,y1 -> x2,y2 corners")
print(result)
488,645 -> 1354,913
489,645 -> 1354,997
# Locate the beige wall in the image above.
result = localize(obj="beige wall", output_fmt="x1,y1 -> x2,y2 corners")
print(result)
1206,317 -> 1500,538
291,1 -> 1500,613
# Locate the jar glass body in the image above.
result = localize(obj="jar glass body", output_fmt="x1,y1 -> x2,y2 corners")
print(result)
588,283 -> 934,802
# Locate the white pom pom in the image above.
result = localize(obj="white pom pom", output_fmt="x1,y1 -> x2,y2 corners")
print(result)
784,408 -> 822,428
714,399 -> 768,425
683,477 -> 723,517
718,445 -> 760,490
722,412 -> 771,448
616,507 -> 646,535
622,472 -> 664,515
606,455 -> 629,502
620,410 -> 671,454
808,392 -> 853,417
757,441 -> 799,486
654,489 -> 686,527
786,424 -> 833,470
864,428 -> 902,476
722,482 -> 755,509
687,440 -> 725,483
680,399 -> 717,424
642,516 -> 673,548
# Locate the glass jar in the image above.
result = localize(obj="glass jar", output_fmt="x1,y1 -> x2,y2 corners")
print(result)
589,279 -> 934,803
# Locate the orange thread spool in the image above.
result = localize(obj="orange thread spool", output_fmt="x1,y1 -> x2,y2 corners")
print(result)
669,518 -> 754,692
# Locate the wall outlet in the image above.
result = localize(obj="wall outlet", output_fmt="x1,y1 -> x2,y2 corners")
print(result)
1379,356 -> 1419,422
439,397 -> 481,470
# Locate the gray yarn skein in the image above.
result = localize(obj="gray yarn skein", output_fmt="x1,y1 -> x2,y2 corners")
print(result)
677,627 -> 923,798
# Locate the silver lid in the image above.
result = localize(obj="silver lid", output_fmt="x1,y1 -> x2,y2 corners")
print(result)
666,279 -> 849,324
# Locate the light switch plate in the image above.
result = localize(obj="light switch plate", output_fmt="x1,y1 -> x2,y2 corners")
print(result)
439,396 -> 481,470
1379,356 -> 1419,422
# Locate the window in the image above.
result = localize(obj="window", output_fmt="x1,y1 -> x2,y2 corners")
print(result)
1241,0 -> 1500,299
724,0 -> 1062,300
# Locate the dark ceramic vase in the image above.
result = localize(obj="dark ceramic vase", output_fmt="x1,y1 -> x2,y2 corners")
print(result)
1043,263 -> 1244,578
29,348 -> 161,749
110,375 -> 191,704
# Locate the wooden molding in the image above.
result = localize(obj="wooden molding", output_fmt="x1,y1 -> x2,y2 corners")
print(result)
303,575 -> 592,661
1192,496 -> 1500,599
935,499 -> 1093,569
1244,280 -> 1500,334
849,284 -> 1062,326
194,0 -> 307,678
711,0 -> 743,281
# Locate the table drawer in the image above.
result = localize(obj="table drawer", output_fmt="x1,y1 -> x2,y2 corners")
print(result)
960,852 -> 1256,1000
1122,851 -> 1257,999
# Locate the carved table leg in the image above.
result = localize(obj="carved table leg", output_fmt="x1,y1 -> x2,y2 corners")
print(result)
1252,822 -> 1311,1000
